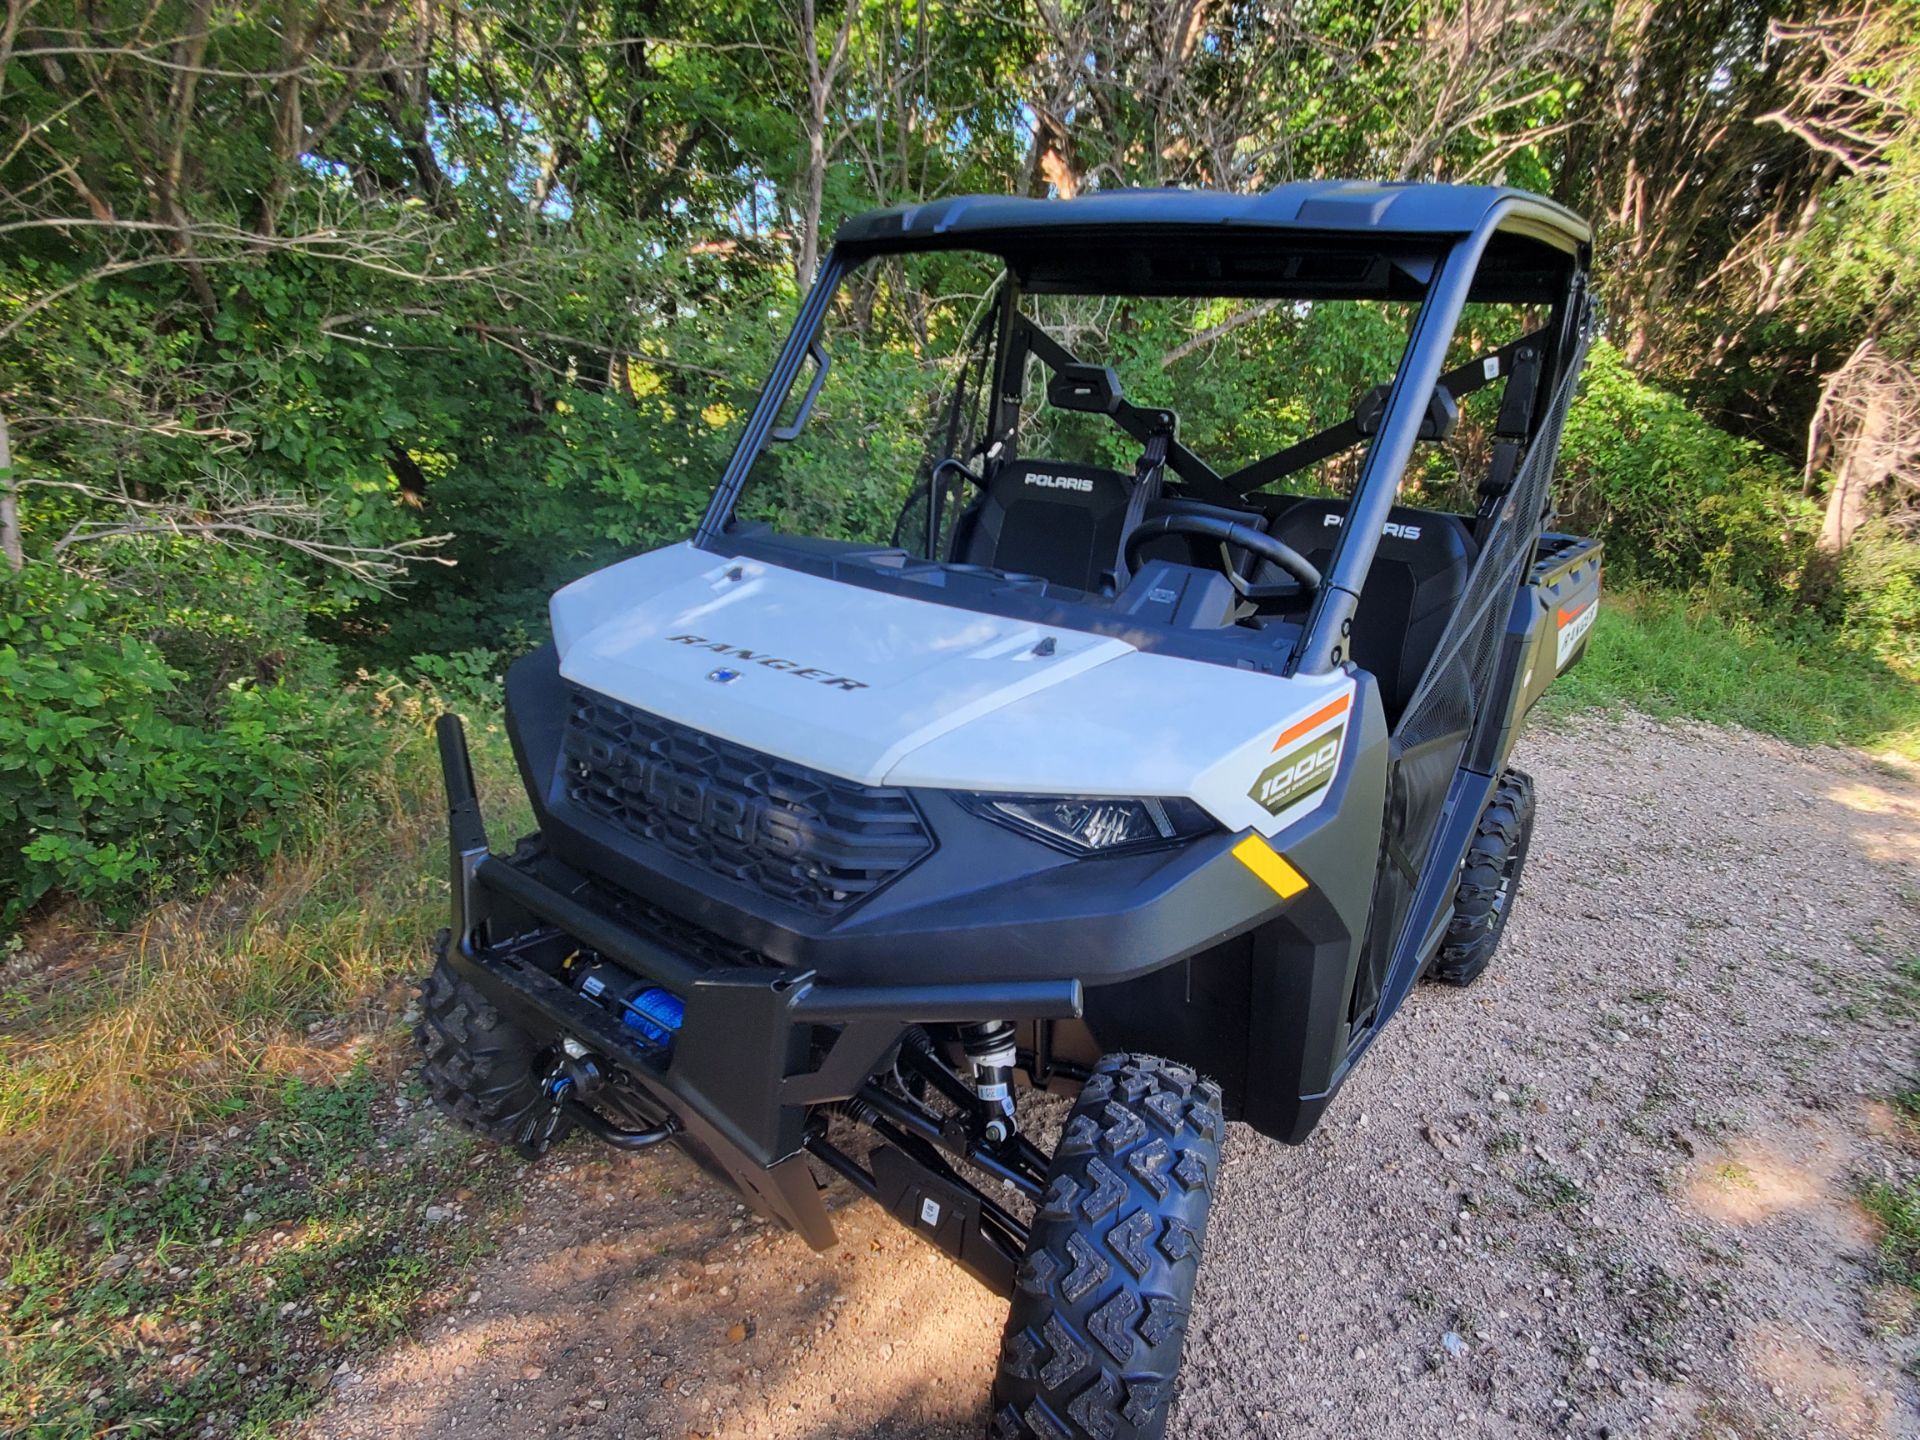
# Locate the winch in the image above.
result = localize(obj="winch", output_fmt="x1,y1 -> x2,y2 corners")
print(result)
574,963 -> 684,1052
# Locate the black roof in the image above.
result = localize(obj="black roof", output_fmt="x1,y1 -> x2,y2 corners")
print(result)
835,181 -> 1590,253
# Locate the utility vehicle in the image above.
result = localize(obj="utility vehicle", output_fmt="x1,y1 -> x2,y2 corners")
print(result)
417,181 -> 1601,1439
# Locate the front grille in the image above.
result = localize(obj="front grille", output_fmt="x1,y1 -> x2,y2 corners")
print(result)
562,687 -> 933,915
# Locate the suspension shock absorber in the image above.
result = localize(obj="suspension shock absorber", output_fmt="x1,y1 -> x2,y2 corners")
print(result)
959,1020 -> 1018,1144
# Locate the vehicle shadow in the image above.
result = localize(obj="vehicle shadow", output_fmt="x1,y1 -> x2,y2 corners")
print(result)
305,1136 -> 1000,1439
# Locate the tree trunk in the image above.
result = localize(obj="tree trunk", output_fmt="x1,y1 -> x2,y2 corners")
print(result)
1818,383 -> 1895,554
0,410 -> 20,573
791,0 -> 852,289
798,104 -> 825,286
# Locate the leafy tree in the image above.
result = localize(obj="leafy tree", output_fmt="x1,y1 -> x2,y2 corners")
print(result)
3,0 -> 1917,922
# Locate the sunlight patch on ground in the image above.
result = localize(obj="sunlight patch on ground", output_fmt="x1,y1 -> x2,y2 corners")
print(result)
746,1221 -> 1000,1434
1744,1320 -> 1905,1437
1686,1138 -> 1833,1227
1822,781 -> 1920,865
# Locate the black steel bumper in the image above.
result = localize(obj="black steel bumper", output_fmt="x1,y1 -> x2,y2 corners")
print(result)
435,714 -> 1082,1247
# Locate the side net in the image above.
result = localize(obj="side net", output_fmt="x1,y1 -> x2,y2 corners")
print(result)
1393,331 -> 1591,753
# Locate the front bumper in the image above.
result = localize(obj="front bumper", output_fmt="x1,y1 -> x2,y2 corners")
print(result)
436,713 -> 1081,1246
435,633 -> 1384,1234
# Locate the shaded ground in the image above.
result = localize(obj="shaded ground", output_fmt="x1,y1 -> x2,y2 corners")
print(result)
304,715 -> 1920,1439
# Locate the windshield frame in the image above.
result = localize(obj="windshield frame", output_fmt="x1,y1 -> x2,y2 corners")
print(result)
693,205 -> 1586,678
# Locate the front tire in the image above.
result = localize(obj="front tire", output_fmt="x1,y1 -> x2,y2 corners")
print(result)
991,1054 -> 1223,1440
414,933 -> 567,1156
1429,767 -> 1536,986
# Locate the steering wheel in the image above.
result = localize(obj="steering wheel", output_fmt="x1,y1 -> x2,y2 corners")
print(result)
1124,512 -> 1323,592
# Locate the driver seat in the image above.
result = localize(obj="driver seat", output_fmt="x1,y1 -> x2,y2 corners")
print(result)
1267,499 -> 1478,725
951,459 -> 1154,593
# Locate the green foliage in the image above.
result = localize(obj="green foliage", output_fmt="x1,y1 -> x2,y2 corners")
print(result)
744,342 -> 936,543
0,569 -> 380,926
1836,521 -> 1920,672
1782,32 -> 1920,374
1558,342 -> 1818,603
405,648 -> 507,717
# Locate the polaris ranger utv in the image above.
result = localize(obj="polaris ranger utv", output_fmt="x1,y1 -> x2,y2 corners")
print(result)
417,182 -> 1601,1439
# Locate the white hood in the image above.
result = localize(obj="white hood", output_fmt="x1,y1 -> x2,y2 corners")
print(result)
552,544 -> 1133,786
552,543 -> 1354,836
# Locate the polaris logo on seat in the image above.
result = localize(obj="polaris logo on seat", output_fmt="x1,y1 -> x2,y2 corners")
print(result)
1248,722 -> 1345,817
1322,513 -> 1422,541
1024,472 -> 1095,492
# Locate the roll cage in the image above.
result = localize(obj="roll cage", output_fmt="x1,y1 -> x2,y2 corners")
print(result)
695,181 -> 1594,680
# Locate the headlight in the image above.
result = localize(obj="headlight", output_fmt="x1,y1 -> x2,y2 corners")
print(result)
961,794 -> 1217,855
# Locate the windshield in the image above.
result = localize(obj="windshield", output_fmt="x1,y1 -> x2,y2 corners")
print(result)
723,247 -> 1435,557
694,220 -> 1578,691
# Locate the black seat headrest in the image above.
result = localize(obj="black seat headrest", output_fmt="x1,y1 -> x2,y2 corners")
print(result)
955,460 -> 1140,592
1269,499 -> 1478,723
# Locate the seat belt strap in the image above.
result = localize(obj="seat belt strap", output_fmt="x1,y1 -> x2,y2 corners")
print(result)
1221,326 -> 1553,497
1012,318 -> 1236,503
1110,427 -> 1171,591
1474,341 -> 1546,538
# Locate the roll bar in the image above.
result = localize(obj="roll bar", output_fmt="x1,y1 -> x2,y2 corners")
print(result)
1290,196 -> 1590,675
694,251 -> 847,548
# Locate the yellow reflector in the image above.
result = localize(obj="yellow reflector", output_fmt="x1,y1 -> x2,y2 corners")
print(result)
1232,834 -> 1308,898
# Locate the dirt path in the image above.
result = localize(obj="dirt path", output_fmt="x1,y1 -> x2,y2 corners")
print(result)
305,716 -> 1920,1440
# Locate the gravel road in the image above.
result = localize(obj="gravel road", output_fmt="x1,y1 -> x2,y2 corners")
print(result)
306,714 -> 1920,1440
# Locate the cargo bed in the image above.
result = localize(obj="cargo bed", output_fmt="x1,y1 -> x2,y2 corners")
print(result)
1479,531 -> 1602,771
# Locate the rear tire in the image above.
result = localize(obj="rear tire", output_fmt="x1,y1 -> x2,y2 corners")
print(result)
990,1054 -> 1223,1440
414,932 -> 566,1156
1429,768 -> 1535,987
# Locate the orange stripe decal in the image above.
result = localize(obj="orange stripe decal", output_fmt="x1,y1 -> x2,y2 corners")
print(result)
1557,598 -> 1594,627
1272,693 -> 1351,752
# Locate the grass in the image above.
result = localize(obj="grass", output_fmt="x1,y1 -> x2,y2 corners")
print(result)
0,705 -> 526,1230
1538,588 -> 1920,758
1862,1087 -> 1920,1305
1608,1262 -> 1693,1382
1861,1144 -> 1920,1352
1515,1164 -> 1583,1211
1864,1178 -> 1920,1292
0,697 -> 531,1437
2,1067 -> 524,1437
